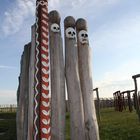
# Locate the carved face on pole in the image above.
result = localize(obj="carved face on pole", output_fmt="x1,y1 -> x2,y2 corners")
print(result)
78,30 -> 88,44
65,27 -> 76,39
51,23 -> 60,33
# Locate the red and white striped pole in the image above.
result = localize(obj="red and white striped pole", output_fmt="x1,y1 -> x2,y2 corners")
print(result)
34,0 -> 51,140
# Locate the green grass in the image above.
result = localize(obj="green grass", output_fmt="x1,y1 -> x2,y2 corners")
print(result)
66,113 -> 70,140
0,109 -> 140,140
99,108 -> 140,140
0,113 -> 16,140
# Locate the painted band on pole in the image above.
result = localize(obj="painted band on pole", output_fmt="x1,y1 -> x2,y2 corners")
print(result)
34,0 -> 51,139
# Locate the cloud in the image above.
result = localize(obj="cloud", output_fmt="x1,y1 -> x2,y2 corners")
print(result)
1,0 -> 122,37
1,0 -> 35,36
94,60 -> 140,98
0,90 -> 17,105
0,65 -> 17,69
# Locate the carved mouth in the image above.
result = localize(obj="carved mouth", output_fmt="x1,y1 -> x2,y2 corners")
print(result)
83,38 -> 87,41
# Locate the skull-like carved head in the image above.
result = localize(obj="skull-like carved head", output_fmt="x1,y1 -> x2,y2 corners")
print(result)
65,27 -> 76,39
78,30 -> 88,44
51,23 -> 60,33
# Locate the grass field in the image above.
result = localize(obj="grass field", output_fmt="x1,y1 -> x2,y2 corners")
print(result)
99,108 -> 140,140
0,113 -> 16,140
0,108 -> 140,140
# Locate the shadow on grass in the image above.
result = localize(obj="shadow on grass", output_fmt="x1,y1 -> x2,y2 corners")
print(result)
0,113 -> 16,140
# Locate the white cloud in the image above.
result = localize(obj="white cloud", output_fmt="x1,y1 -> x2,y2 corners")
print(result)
0,65 -> 17,69
94,60 -> 140,98
1,0 -> 122,36
1,0 -> 35,36
0,90 -> 17,105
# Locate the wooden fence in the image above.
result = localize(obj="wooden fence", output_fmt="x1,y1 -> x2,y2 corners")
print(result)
0,98 -> 114,114
0,105 -> 17,113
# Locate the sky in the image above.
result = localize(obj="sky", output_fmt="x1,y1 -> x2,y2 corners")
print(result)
0,0 -> 140,104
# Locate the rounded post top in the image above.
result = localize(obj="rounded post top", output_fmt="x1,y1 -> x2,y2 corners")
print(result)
76,18 -> 87,31
49,10 -> 60,24
64,16 -> 76,28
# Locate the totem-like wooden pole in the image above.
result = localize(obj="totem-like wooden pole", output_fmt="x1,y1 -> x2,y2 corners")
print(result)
34,0 -> 51,140
27,25 -> 35,140
49,10 -> 65,140
64,16 -> 86,140
76,19 -> 99,140
17,43 -> 31,140
132,74 -> 140,121
93,88 -> 101,122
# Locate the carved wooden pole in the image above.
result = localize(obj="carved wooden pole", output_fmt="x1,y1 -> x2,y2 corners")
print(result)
27,25 -> 36,140
76,19 -> 99,140
64,16 -> 86,140
34,0 -> 51,140
49,10 -> 65,140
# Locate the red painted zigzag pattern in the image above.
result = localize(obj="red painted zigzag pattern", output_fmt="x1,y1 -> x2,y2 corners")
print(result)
34,0 -> 51,140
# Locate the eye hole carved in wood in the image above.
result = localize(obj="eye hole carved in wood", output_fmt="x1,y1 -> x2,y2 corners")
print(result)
66,27 -> 76,39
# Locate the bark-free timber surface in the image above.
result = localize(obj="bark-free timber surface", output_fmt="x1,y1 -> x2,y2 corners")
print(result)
49,10 -> 66,140
76,18 -> 99,140
27,25 -> 35,140
65,16 -> 86,140
17,43 -> 31,140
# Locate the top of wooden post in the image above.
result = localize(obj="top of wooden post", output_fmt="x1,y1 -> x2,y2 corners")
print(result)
49,10 -> 60,24
132,74 -> 140,79
76,18 -> 87,31
93,88 -> 98,91
64,16 -> 76,28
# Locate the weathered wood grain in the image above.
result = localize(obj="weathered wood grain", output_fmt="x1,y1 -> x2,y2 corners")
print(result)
64,16 -> 86,140
27,24 -> 36,140
17,43 -> 31,140
93,88 -> 100,123
76,18 -> 99,140
49,10 -> 66,140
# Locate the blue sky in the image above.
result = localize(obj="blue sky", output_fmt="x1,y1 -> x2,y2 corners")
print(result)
0,0 -> 140,104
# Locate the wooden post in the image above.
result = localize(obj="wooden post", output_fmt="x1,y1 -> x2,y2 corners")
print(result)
49,10 -> 65,140
118,91 -> 123,112
132,74 -> 140,121
27,24 -> 36,140
113,92 -> 117,111
127,91 -> 133,112
76,18 -> 99,140
64,16 -> 86,140
121,90 -> 134,112
34,0 -> 51,139
93,88 -> 100,123
17,43 -> 31,140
